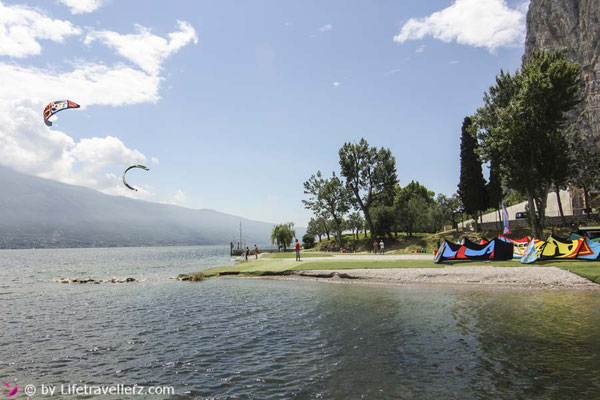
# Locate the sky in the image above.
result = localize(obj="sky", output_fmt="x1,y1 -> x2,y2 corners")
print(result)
0,0 -> 529,227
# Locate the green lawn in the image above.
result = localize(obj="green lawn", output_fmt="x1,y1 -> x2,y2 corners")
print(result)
188,257 -> 600,284
262,252 -> 333,259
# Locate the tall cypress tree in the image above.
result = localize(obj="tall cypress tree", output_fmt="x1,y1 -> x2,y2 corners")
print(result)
458,116 -> 487,231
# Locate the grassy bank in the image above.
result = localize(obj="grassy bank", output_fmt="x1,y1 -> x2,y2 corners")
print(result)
180,256 -> 600,284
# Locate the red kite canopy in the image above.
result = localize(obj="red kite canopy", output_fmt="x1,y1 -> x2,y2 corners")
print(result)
43,100 -> 80,126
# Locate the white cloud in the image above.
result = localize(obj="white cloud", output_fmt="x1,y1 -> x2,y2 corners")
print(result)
332,81 -> 340,87
0,100 -> 151,199
0,0 -> 81,58
0,60 -> 160,199
58,0 -> 106,14
0,62 -> 161,107
85,21 -> 198,75
71,136 -> 146,166
319,24 -> 333,32
170,190 -> 187,206
0,7 -> 197,200
393,0 -> 528,51
416,45 -> 425,53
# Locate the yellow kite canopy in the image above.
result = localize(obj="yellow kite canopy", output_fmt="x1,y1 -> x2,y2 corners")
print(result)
520,235 -> 600,263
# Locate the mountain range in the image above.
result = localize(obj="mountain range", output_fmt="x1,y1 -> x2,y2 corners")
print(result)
0,166 -> 296,249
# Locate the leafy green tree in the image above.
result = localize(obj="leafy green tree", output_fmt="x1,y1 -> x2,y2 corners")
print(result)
394,181 -> 434,236
346,212 -> 365,239
487,159 -> 504,228
338,138 -> 398,237
487,159 -> 503,210
307,216 -> 328,242
303,171 -> 350,244
302,233 -> 315,249
458,116 -> 487,231
435,193 -> 463,232
271,222 -> 295,251
476,50 -> 581,237
371,205 -> 396,238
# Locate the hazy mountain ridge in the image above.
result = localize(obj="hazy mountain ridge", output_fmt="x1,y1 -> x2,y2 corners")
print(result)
0,166 -> 290,249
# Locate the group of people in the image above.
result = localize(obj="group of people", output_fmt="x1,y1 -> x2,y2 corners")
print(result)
373,240 -> 385,254
243,244 -> 260,261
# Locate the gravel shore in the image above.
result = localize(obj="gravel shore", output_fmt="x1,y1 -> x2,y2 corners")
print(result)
263,266 -> 599,290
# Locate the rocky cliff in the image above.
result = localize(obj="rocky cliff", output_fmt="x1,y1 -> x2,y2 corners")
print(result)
525,0 -> 600,137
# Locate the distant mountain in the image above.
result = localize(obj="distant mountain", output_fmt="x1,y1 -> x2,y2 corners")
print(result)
0,166 -> 300,249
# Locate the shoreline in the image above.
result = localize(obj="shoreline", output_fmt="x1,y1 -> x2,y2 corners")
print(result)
220,266 -> 600,291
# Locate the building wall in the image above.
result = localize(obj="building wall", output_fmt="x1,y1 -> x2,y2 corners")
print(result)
458,190 -> 574,228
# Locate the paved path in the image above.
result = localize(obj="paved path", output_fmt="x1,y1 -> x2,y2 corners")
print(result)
247,253 -> 434,263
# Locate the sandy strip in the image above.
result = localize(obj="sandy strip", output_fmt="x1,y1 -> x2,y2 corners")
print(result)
254,267 -> 599,290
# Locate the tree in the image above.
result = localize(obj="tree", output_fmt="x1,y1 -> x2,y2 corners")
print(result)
476,50 -> 581,237
339,138 -> 398,237
487,158 -> 504,229
435,193 -> 463,232
302,233 -> 315,249
346,212 -> 365,239
371,205 -> 396,238
457,116 -> 487,231
394,181 -> 434,236
271,222 -> 295,251
303,171 -> 350,244
307,216 -> 328,242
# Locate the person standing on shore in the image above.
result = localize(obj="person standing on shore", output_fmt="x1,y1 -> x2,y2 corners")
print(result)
373,240 -> 378,254
295,239 -> 301,261
379,239 -> 385,255
254,244 -> 259,259
245,247 -> 249,261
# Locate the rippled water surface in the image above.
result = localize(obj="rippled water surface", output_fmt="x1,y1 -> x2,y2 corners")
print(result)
1,247 -> 600,399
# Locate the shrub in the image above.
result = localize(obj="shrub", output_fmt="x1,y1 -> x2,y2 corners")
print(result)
302,233 -> 315,249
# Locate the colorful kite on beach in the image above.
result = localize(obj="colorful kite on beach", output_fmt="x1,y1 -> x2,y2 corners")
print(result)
498,235 -> 531,258
43,100 -> 80,126
434,237 -> 514,263
122,165 -> 149,191
520,235 -> 600,264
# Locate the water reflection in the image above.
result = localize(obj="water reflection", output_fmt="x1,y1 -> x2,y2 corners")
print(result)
0,247 -> 599,399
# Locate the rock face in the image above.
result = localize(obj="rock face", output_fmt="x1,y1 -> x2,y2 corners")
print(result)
525,0 -> 600,137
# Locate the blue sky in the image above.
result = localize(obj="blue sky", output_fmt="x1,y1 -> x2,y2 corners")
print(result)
0,0 -> 528,226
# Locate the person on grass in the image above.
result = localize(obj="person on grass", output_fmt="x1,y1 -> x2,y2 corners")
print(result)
295,239 -> 301,261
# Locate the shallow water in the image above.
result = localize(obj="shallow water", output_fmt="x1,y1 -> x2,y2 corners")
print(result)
1,247 -> 599,399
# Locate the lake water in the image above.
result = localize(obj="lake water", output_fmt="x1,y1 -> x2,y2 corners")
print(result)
1,246 -> 599,399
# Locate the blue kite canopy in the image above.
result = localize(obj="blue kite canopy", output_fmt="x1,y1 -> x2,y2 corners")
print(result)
434,237 -> 514,264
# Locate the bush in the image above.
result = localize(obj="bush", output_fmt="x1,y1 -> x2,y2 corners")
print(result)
302,233 -> 315,249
